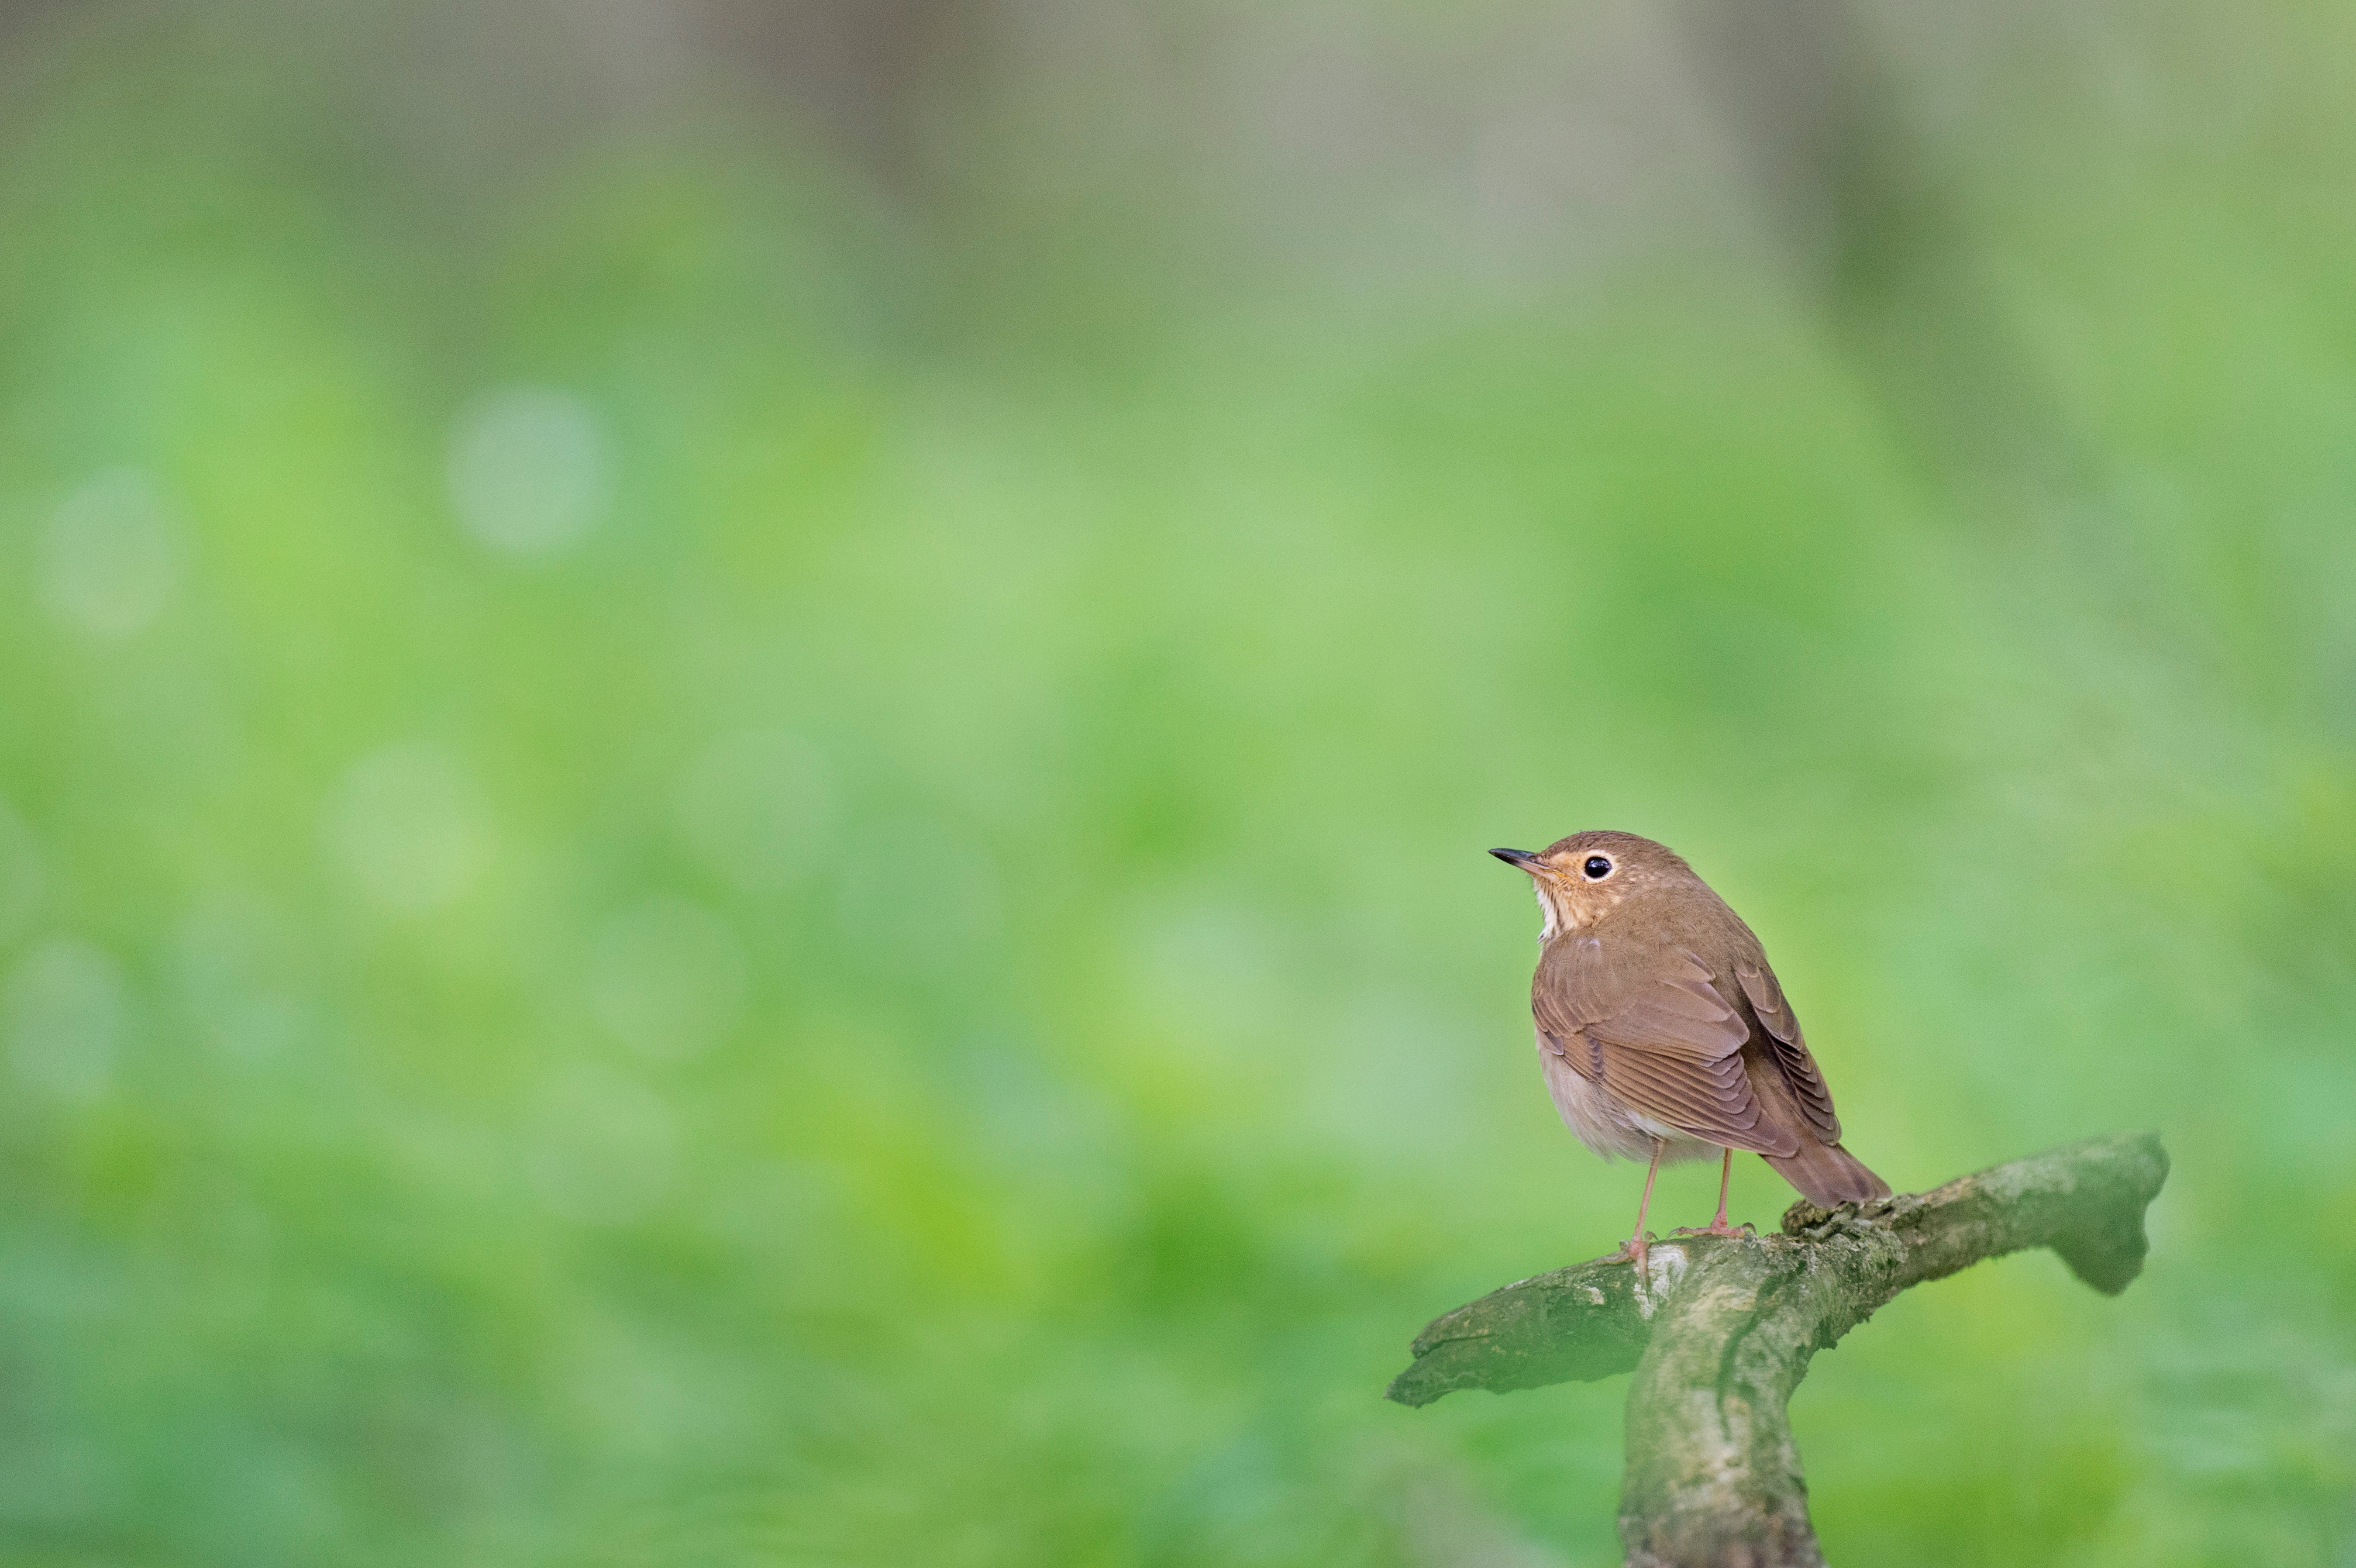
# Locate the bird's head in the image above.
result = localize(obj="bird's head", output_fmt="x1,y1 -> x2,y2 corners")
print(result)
1489,830 -> 1696,940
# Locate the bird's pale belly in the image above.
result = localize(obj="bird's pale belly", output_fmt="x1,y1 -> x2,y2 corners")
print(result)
1538,1037 -> 1717,1165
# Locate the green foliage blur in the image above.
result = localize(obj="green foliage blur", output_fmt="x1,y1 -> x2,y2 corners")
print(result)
0,4 -> 2350,1564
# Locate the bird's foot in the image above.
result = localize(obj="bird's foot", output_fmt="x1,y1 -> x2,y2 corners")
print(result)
1596,1231 -> 1655,1285
1671,1219 -> 1756,1239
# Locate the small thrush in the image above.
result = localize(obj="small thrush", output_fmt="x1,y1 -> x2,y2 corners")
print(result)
1490,831 -> 1889,1279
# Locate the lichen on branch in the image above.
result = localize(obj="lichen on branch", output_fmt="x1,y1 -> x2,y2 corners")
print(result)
1387,1132 -> 2168,1568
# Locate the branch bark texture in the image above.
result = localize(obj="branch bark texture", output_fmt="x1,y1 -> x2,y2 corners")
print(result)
1386,1132 -> 2169,1567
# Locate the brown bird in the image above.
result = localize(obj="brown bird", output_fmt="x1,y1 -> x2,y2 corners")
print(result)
1491,831 -> 1889,1279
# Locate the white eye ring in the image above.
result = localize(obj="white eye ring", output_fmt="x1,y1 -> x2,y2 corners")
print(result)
1581,855 -> 1613,881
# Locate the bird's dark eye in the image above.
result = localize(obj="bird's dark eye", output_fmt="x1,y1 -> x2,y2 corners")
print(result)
1583,856 -> 1613,880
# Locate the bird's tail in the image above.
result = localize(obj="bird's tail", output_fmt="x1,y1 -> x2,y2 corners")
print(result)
1765,1140 -> 1892,1207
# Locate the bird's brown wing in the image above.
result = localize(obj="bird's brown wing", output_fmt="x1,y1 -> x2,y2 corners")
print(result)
1731,957 -> 1842,1143
1531,939 -> 1797,1156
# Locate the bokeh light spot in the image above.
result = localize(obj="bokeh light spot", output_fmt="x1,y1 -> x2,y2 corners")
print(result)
835,826 -> 1000,956
526,1062 -> 680,1225
171,894 -> 312,1065
4,939 -> 128,1102
0,796 -> 43,945
673,729 -> 835,892
323,743 -> 492,912
585,895 -> 749,1063
40,468 -> 181,637
446,385 -> 611,560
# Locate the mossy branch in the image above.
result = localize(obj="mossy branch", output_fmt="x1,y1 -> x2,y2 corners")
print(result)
1386,1132 -> 2169,1567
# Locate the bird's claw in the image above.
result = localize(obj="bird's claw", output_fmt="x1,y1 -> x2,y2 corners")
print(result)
1671,1220 -> 1756,1239
1596,1231 -> 1656,1285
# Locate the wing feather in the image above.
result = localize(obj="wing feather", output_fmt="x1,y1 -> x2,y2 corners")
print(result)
1531,939 -> 1790,1152
1734,959 -> 1842,1142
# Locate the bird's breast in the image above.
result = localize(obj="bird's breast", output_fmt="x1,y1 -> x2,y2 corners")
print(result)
1535,1037 -> 1718,1164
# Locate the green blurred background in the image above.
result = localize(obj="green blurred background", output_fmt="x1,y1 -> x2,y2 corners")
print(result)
0,1 -> 2351,1563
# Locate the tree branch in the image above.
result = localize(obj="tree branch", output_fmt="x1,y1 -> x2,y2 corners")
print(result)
1386,1132 -> 2169,1567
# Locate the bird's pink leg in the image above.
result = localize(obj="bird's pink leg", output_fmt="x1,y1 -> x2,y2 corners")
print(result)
1673,1147 -> 1754,1239
1599,1138 -> 1665,1283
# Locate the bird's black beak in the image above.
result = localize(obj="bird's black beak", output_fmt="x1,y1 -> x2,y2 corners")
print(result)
1489,847 -> 1541,870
